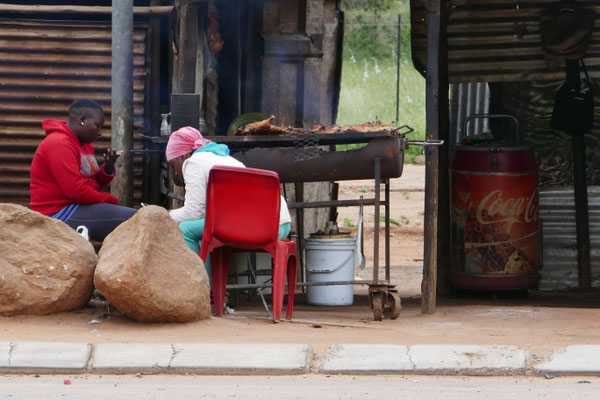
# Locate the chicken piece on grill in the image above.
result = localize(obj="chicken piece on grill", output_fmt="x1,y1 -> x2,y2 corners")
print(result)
244,115 -> 275,131
340,120 -> 396,132
310,121 -> 395,133
310,124 -> 342,134
233,115 -> 290,136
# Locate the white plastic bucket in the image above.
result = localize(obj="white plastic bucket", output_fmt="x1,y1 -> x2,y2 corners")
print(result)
305,237 -> 357,305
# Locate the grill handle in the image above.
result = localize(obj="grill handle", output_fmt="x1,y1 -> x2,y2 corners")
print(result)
394,125 -> 444,147
392,125 -> 414,136
357,196 -> 366,270
406,139 -> 445,147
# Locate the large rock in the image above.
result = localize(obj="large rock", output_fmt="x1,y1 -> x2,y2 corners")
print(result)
0,204 -> 97,316
94,206 -> 211,322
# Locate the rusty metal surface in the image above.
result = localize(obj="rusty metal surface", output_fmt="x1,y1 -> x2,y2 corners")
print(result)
230,136 -> 405,183
410,0 -> 600,83
208,129 -> 404,149
0,18 -> 149,207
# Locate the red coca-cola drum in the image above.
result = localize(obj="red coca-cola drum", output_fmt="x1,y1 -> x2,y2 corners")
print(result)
450,145 -> 539,290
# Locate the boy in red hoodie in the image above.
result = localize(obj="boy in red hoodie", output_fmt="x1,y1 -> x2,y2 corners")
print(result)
30,98 -> 136,241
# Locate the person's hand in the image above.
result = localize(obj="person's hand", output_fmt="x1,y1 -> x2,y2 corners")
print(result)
103,148 -> 123,174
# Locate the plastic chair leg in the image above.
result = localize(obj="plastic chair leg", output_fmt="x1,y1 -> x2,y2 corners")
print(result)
286,255 -> 297,320
220,250 -> 233,311
271,253 -> 285,322
211,248 -> 228,317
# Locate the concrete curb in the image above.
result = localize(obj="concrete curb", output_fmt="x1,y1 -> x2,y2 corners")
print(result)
318,344 -> 527,375
318,344 -> 412,373
1,342 -> 599,376
533,345 -> 600,375
409,345 -> 527,375
0,342 -> 91,373
92,343 -> 312,375
92,343 -> 173,372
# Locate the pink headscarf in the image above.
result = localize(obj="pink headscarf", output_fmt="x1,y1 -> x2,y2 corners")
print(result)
165,126 -> 211,161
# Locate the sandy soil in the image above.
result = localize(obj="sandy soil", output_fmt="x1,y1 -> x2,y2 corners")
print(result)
3,164 -> 600,359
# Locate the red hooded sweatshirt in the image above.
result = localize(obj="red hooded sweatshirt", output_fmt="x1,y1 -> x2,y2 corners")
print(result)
29,119 -> 118,215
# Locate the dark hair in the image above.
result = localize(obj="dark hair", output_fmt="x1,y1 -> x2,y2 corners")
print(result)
68,98 -> 103,118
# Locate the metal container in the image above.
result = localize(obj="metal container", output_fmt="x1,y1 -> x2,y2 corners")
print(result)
450,115 -> 539,290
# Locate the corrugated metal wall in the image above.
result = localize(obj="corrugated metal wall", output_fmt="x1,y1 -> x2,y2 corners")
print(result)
0,19 -> 149,206
539,186 -> 600,289
410,0 -> 600,82
449,82 -> 490,148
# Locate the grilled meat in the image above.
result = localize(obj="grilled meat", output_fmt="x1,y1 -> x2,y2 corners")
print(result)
233,116 -> 396,136
234,115 -> 290,136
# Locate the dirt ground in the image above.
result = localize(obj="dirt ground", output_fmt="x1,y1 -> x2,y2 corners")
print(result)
3,164 -> 600,360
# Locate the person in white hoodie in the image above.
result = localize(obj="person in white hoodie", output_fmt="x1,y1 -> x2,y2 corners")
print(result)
165,126 -> 292,278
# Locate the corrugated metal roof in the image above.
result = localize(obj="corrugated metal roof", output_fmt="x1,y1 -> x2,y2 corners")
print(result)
0,19 -> 149,206
411,0 -> 600,82
539,186 -> 600,289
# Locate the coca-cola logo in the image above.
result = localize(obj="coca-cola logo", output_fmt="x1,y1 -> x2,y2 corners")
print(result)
476,188 -> 538,225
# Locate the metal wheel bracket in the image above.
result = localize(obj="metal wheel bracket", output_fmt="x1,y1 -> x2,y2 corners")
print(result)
368,284 -> 400,321
384,291 -> 401,320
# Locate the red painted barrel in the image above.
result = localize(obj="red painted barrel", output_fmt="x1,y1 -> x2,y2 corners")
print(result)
450,145 -> 539,290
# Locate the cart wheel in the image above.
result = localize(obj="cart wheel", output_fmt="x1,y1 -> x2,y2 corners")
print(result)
383,291 -> 401,319
372,292 -> 384,321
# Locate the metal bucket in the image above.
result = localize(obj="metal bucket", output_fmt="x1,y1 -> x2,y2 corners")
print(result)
450,115 -> 539,290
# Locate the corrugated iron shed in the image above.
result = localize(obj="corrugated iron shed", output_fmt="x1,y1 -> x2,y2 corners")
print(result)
0,18 -> 149,206
539,186 -> 600,289
411,0 -> 600,82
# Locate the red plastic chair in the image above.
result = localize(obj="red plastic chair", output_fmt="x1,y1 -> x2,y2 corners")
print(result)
199,165 -> 297,322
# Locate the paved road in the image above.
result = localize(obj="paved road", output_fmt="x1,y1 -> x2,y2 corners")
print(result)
1,375 -> 599,400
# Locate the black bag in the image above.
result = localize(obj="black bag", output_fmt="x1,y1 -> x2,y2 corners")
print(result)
551,60 -> 594,134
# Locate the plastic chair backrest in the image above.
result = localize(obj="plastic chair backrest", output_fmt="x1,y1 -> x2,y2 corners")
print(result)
204,166 -> 281,249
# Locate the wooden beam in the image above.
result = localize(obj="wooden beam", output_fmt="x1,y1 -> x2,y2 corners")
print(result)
435,2 -> 451,297
170,0 -> 200,209
0,4 -> 173,15
172,1 -> 198,93
422,0 -> 449,314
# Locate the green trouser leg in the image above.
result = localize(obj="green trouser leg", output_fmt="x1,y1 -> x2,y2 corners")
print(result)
178,218 -> 210,281
278,222 -> 291,240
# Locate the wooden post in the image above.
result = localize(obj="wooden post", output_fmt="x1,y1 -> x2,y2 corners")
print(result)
260,0 -> 338,238
173,0 -> 198,94
435,5 -> 451,297
111,0 -> 134,207
565,59 -> 592,288
169,0 -> 200,209
421,0 -> 449,314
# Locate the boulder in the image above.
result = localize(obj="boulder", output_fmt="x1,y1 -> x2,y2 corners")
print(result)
0,204 -> 97,316
94,206 -> 211,322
